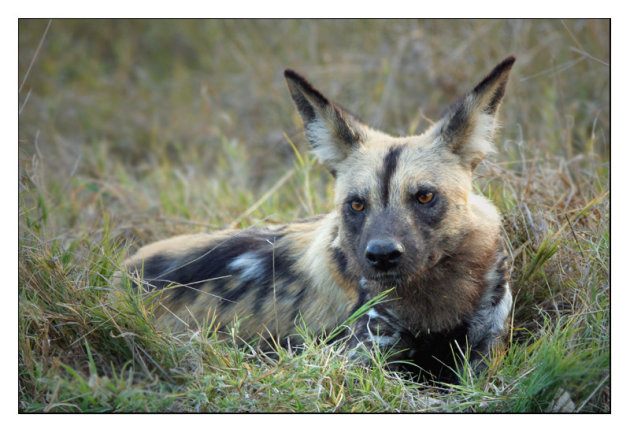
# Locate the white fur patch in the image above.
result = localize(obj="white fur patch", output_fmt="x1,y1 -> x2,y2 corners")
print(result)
467,282 -> 512,347
466,110 -> 497,159
366,308 -> 381,320
366,308 -> 397,327
364,308 -> 399,347
228,252 -> 265,282
466,250 -> 512,347
305,118 -> 345,166
371,335 -> 398,348
490,283 -> 512,335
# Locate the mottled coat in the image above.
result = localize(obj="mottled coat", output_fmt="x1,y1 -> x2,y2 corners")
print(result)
117,57 -> 515,381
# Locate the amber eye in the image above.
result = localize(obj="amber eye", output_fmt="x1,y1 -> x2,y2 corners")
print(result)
350,200 -> 365,212
417,191 -> 434,204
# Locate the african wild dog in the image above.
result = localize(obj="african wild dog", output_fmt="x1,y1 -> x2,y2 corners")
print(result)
117,57 -> 515,381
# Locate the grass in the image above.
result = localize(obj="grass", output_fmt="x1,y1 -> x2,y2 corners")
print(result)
18,19 -> 610,413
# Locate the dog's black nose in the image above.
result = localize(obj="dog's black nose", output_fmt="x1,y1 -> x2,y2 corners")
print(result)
365,239 -> 404,271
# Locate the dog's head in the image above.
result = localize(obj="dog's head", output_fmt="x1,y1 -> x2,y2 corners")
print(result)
285,57 -> 514,284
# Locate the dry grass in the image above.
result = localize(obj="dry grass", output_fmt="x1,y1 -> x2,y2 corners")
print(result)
18,19 -> 609,413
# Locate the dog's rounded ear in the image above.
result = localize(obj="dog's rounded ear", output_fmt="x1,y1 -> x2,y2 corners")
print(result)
284,69 -> 364,176
437,56 -> 515,170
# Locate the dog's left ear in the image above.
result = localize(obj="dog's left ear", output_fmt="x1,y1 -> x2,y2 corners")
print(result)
438,56 -> 515,170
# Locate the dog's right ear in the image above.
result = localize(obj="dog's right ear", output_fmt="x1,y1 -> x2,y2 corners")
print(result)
284,69 -> 364,176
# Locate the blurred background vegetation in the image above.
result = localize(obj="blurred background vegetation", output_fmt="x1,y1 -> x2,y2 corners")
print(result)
18,19 -> 609,238
18,19 -> 610,412
18,19 -> 609,216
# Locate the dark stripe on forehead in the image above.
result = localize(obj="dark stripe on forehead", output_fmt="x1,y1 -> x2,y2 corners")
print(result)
380,146 -> 404,207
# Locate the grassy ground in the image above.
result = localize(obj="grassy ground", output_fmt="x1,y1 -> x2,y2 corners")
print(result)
18,19 -> 610,413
